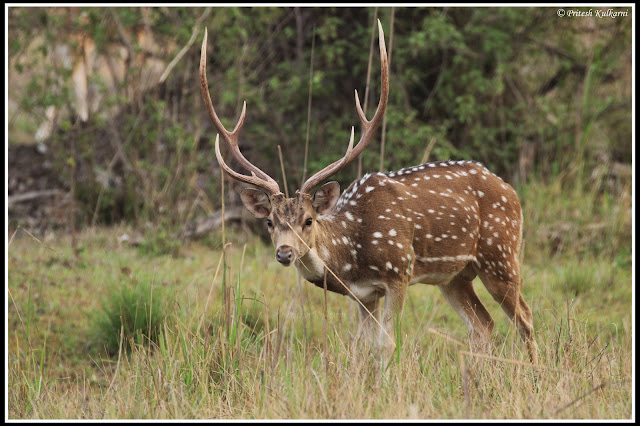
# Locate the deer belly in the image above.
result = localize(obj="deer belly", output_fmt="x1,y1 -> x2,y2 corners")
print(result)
348,281 -> 386,303
409,272 -> 458,286
410,254 -> 478,285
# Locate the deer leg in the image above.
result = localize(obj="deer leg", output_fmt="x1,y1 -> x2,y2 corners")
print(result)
357,298 -> 381,346
438,276 -> 494,353
377,284 -> 406,353
478,273 -> 539,364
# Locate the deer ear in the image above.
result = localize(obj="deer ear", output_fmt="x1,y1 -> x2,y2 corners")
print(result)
240,188 -> 272,218
312,181 -> 341,215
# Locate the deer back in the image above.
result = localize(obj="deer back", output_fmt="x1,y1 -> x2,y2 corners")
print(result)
308,160 -> 523,293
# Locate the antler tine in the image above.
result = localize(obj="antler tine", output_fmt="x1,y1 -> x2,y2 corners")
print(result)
301,19 -> 389,194
215,135 -> 281,194
200,28 -> 281,194
333,126 -> 355,171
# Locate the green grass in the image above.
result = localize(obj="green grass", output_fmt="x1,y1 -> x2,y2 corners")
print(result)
6,180 -> 633,419
92,275 -> 171,356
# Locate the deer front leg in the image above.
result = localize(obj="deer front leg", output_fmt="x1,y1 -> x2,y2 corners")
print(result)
377,283 -> 406,354
357,298 -> 381,347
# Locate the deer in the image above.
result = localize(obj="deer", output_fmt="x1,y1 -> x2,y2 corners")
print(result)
200,22 -> 539,364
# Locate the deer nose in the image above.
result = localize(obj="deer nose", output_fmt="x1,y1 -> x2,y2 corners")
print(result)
276,245 -> 294,266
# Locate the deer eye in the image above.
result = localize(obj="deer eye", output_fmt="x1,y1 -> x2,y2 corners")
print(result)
305,218 -> 313,227
266,219 -> 273,228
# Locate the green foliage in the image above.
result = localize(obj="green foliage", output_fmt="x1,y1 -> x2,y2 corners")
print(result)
136,224 -> 182,257
92,276 -> 172,355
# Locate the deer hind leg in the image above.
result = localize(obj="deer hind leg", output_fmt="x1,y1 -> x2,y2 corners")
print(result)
438,275 -> 494,353
477,270 -> 539,364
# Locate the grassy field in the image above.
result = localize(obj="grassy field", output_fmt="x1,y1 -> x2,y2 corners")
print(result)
6,180 -> 633,420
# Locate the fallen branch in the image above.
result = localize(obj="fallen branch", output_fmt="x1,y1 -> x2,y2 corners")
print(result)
8,189 -> 63,206
181,206 -> 248,239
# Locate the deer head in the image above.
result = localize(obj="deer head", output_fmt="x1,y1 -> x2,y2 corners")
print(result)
200,22 -> 388,267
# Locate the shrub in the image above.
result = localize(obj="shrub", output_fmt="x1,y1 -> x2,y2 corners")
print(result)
93,276 -> 171,355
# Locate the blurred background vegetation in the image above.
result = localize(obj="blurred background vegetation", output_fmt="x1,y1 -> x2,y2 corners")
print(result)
7,6 -> 632,239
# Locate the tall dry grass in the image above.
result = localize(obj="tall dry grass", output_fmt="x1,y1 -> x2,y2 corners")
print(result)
7,176 -> 633,420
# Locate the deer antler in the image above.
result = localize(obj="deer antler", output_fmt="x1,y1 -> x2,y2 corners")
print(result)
200,28 -> 281,195
300,20 -> 389,194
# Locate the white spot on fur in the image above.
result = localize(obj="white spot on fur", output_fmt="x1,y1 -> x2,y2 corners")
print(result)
315,244 -> 328,259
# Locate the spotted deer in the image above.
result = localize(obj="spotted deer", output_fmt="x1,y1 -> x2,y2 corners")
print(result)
200,22 -> 538,363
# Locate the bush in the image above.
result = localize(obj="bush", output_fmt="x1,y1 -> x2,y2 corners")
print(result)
93,276 -> 172,355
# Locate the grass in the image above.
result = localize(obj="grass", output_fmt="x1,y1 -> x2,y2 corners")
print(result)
6,179 -> 633,420
93,275 -> 171,356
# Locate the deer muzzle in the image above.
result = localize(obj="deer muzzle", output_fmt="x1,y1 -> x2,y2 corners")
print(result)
276,245 -> 295,266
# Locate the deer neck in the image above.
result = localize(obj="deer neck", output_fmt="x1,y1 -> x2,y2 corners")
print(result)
294,211 -> 358,285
